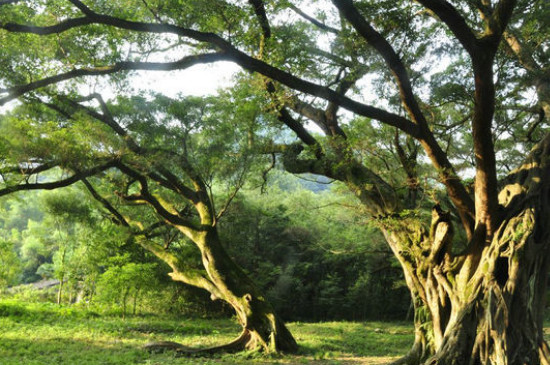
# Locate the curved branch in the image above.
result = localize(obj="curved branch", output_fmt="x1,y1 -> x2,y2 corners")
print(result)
331,0 -> 428,131
0,53 -> 231,106
0,161 -> 58,175
413,0 -> 478,56
71,96 -> 214,226
2,17 -> 93,35
58,94 -> 201,203
0,159 -> 118,197
282,144 -> 399,215
287,3 -> 339,34
135,237 -> 221,296
1,13 -> 419,137
81,178 -> 130,227
333,0 -> 475,237
277,107 -> 320,146
81,170 -> 218,294
115,163 -> 194,222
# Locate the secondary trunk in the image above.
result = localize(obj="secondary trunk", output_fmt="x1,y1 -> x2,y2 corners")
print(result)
143,227 -> 298,354
385,135 -> 550,365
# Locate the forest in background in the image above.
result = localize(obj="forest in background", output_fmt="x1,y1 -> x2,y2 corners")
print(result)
0,172 -> 409,322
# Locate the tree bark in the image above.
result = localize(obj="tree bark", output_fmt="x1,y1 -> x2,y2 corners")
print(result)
385,133 -> 550,365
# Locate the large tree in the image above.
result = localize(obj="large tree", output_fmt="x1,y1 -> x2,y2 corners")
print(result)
0,93 -> 297,353
1,0 -> 550,364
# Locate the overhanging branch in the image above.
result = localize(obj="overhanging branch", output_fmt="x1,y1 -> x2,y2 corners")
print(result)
0,53 -> 230,106
414,0 -> 478,56
0,159 -> 119,197
288,3 -> 339,34
113,161 -> 202,236
58,94 -> 201,203
81,178 -> 130,227
1,11 -> 420,138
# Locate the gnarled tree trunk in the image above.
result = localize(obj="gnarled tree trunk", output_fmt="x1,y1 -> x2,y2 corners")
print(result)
140,226 -> 297,354
386,134 -> 550,365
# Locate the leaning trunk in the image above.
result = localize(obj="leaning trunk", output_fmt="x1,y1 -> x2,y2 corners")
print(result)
385,134 -> 550,365
187,228 -> 296,353
144,227 -> 297,354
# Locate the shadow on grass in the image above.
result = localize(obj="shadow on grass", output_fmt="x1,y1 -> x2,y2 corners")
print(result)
1,301 -> 412,364
0,337 -> 377,365
291,321 -> 413,358
0,337 -> 148,365
0,300 -> 241,338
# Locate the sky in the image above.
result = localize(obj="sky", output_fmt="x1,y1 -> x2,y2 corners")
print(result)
0,61 -> 241,114
136,62 -> 241,97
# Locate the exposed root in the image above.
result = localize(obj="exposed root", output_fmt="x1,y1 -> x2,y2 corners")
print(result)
388,356 -> 415,365
389,352 -> 423,365
143,329 -> 252,356
388,339 -> 428,365
539,340 -> 550,365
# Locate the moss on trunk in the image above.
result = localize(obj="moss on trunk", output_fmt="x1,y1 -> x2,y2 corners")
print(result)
386,135 -> 550,365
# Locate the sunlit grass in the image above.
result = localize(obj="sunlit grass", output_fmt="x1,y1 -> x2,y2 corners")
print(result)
0,300 -> 415,365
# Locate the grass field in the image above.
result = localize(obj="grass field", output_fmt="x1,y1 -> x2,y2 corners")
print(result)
0,300 -> 414,365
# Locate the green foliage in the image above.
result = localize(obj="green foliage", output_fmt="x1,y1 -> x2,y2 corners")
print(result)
0,176 -> 409,321
219,179 -> 409,321
0,239 -> 20,289
95,258 -> 159,316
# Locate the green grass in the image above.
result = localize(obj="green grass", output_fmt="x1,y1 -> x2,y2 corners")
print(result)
0,300 -> 413,365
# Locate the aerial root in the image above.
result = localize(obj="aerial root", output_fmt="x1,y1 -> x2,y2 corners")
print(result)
143,329 -> 253,355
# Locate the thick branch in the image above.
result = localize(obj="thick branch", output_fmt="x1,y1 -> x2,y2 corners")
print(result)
278,108 -> 320,146
287,97 -> 330,135
282,144 -> 399,215
82,169 -> 216,293
67,0 -> 96,16
332,0 -> 425,124
413,0 -> 478,56
503,31 -> 540,72
136,237 -> 221,296
263,81 -> 321,146
1,14 -> 419,138
114,162 -> 201,237
488,0 -> 517,39
2,4 -> 476,228
248,0 -> 271,39
2,17 -> 93,35
81,178 -> 130,227
333,0 -> 475,237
